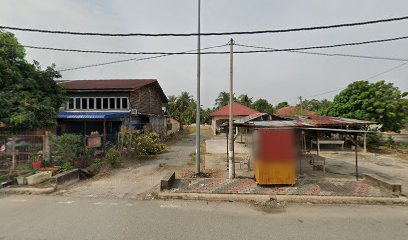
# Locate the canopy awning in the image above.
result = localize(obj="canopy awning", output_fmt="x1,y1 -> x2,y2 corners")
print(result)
57,111 -> 131,119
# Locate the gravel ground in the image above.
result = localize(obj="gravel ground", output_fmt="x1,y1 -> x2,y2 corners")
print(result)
59,127 -> 212,199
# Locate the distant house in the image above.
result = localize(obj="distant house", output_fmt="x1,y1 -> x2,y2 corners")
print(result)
210,102 -> 260,135
57,79 -> 168,144
276,106 -> 317,116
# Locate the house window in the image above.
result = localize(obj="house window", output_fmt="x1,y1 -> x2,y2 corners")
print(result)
109,98 -> 115,109
81,98 -> 88,110
68,98 -> 74,109
75,98 -> 81,109
116,98 -> 121,109
102,98 -> 109,109
122,98 -> 128,109
96,98 -> 102,109
89,98 -> 95,109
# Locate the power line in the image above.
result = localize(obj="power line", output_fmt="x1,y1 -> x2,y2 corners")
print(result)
4,35 -> 408,62
1,15 -> 408,37
306,61 -> 408,98
234,35 -> 408,53
57,43 -> 228,72
235,43 -> 408,62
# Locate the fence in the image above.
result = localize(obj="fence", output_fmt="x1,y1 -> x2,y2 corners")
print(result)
0,134 -> 47,171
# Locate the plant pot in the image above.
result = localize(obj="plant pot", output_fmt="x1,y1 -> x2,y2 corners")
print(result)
32,161 -> 42,170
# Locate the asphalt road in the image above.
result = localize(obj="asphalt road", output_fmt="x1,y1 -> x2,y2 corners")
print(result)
0,195 -> 407,240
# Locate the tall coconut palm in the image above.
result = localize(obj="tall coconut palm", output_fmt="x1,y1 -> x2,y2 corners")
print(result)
215,91 -> 236,109
238,94 -> 253,107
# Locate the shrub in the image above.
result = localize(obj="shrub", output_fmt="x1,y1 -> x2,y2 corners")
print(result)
61,162 -> 73,172
367,131 -> 384,146
105,148 -> 121,168
50,133 -> 83,164
118,132 -> 166,157
87,158 -> 104,175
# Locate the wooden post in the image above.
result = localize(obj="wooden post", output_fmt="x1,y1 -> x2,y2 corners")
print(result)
355,134 -> 359,180
103,119 -> 107,147
11,135 -> 16,171
316,132 -> 320,156
363,133 -> 367,153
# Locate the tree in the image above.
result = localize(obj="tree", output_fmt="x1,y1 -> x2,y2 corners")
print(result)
238,94 -> 253,107
215,91 -> 236,109
252,98 -> 274,114
299,98 -> 333,115
328,80 -> 408,132
275,101 -> 289,111
0,31 -> 66,132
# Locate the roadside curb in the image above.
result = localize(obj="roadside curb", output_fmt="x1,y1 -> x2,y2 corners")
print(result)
157,191 -> 408,205
0,185 -> 57,195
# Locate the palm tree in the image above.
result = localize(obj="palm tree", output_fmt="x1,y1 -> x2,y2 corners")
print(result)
238,94 -> 253,107
215,91 -> 236,109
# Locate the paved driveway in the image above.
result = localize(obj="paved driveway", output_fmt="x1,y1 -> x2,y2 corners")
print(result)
322,151 -> 408,196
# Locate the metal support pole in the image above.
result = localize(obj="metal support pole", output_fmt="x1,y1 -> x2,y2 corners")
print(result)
228,38 -> 235,179
355,134 -> 359,180
195,0 -> 201,174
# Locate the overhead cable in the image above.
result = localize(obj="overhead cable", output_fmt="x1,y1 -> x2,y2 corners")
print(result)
1,15 -> 408,37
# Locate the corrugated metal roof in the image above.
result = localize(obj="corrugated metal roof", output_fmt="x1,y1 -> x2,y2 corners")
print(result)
210,102 -> 261,117
234,113 -> 268,124
57,111 -> 131,119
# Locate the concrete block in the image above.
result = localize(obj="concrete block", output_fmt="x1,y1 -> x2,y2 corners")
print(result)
160,171 -> 175,190
51,169 -> 79,185
26,171 -> 52,185
364,173 -> 402,194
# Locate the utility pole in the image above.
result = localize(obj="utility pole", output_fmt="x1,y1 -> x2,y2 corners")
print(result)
228,38 -> 235,179
299,96 -> 303,115
195,0 -> 201,174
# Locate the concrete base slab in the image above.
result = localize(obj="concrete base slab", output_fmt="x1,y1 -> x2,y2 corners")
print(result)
158,191 -> 408,205
26,172 -> 52,185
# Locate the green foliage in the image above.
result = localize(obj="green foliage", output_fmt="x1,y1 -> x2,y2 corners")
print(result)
252,98 -> 274,114
275,101 -> 289,111
238,94 -> 253,107
385,136 -> 396,148
215,91 -> 236,109
298,99 -> 333,115
61,162 -> 73,172
167,92 -> 196,125
0,31 -> 66,132
87,158 -> 104,174
367,131 -> 384,146
50,133 -> 83,164
119,132 -> 166,157
105,148 -> 121,168
328,80 -> 408,132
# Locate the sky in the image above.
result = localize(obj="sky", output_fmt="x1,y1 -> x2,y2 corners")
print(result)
1,0 -> 407,108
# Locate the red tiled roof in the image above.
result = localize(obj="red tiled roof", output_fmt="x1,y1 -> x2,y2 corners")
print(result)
58,79 -> 157,90
276,106 -> 317,116
211,102 -> 261,117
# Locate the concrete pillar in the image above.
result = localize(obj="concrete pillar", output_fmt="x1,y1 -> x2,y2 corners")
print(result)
363,133 -> 367,153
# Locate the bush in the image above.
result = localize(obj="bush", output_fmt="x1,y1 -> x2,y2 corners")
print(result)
367,132 -> 384,146
118,132 -> 166,157
105,148 -> 121,168
87,158 -> 104,175
61,162 -> 73,172
50,133 -> 83,164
